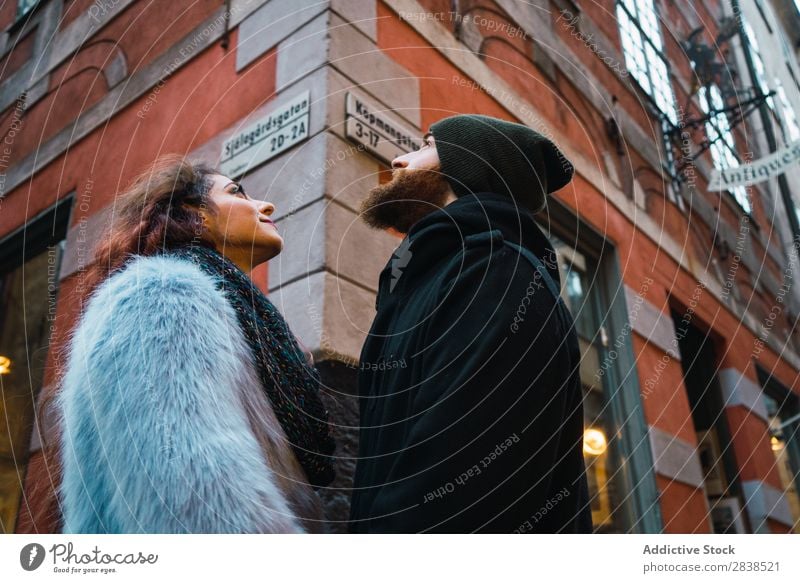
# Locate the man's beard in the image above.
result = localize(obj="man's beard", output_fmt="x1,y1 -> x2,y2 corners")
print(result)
358,165 -> 454,233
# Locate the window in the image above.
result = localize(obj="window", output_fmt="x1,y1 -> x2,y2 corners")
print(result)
775,79 -> 800,143
616,0 -> 683,208
0,198 -> 71,533
743,20 -> 775,112
756,365 -> 800,534
756,363 -> 800,534
616,0 -> 678,125
533,208 -> 662,533
764,394 -> 800,533
550,233 -> 628,533
698,84 -> 752,214
16,0 -> 37,20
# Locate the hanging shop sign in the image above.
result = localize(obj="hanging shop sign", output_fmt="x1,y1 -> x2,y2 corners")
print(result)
708,139 -> 800,191
344,90 -> 421,164
219,90 -> 310,177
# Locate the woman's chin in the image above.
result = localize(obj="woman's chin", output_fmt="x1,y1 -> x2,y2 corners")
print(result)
261,237 -> 284,261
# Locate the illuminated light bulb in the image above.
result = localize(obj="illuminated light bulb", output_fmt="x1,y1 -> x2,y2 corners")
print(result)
583,427 -> 607,456
0,356 -> 11,375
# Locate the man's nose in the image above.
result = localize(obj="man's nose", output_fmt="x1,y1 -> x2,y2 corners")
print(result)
391,157 -> 409,169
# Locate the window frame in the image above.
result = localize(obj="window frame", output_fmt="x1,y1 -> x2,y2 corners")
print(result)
537,198 -> 663,533
756,364 -> 800,533
615,0 -> 684,209
697,84 -> 753,215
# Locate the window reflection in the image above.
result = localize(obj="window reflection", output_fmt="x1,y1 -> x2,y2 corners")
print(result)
763,393 -> 800,533
550,233 -> 626,533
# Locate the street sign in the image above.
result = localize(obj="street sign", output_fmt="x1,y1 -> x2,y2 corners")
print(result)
220,90 -> 310,177
344,90 -> 421,164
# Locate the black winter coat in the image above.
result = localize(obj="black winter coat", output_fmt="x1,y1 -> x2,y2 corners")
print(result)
348,192 -> 593,533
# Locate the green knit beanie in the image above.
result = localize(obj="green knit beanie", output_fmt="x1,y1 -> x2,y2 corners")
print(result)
429,114 -> 574,213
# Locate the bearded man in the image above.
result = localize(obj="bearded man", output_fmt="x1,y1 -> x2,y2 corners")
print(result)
348,114 -> 593,534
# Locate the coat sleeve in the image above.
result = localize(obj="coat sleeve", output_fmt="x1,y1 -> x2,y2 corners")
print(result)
368,240 -> 579,532
57,255 -> 304,533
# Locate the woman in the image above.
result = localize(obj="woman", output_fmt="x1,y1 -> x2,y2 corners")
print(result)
51,154 -> 335,533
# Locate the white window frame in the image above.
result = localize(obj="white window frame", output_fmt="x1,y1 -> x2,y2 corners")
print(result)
616,0 -> 678,125
616,0 -> 683,208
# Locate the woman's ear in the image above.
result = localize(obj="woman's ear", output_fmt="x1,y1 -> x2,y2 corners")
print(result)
197,206 -> 218,247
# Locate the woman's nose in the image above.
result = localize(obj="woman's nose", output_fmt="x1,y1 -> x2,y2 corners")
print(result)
259,201 -> 275,216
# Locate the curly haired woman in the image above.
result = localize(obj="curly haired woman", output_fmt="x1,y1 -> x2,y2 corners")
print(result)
48,154 -> 335,533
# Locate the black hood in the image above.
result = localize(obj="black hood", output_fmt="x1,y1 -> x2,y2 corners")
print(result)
382,192 -> 561,296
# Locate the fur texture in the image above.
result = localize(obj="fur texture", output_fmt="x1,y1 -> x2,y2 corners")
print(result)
56,254 -> 324,533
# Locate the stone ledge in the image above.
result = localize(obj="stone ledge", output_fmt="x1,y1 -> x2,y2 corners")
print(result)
741,479 -> 795,532
718,368 -> 769,424
648,425 -> 705,489
624,284 -> 680,359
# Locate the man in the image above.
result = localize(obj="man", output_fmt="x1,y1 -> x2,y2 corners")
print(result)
349,114 -> 592,533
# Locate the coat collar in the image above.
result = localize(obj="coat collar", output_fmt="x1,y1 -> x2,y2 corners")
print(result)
377,192 -> 561,301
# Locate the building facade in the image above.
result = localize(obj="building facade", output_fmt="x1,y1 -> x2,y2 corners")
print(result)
1,0 -> 799,534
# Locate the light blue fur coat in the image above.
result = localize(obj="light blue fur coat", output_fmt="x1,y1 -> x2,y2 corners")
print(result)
56,254 -> 324,533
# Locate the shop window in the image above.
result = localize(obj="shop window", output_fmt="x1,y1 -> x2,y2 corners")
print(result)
549,232 -> 626,533
0,198 -> 71,533
758,366 -> 800,533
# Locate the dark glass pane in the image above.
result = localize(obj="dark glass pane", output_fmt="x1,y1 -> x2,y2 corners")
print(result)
0,246 -> 59,532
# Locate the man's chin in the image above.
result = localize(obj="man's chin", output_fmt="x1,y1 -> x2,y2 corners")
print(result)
358,169 -> 453,233
359,199 -> 436,234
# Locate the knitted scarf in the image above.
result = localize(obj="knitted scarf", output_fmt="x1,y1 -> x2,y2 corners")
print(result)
165,243 -> 336,487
